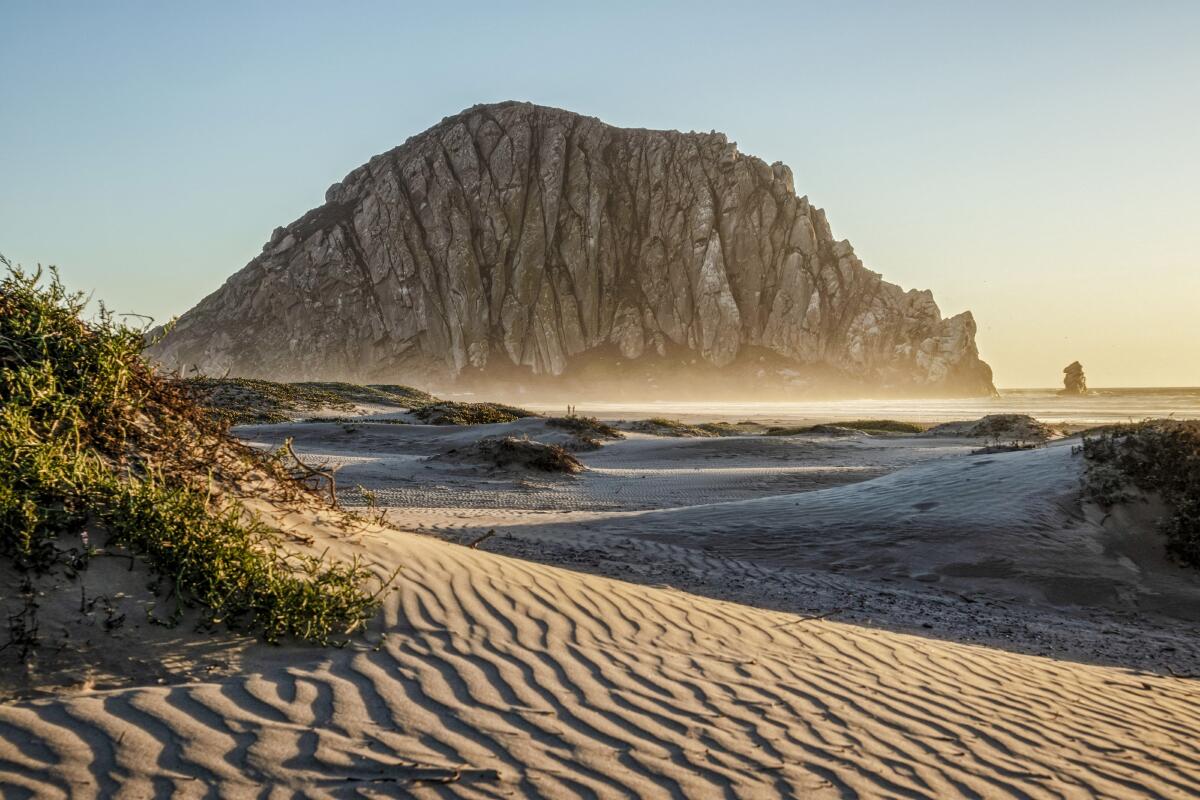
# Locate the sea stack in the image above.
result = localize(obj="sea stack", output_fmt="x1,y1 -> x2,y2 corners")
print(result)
147,102 -> 997,398
1061,361 -> 1088,395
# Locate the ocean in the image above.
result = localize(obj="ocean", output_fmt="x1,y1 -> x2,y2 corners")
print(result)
523,388 -> 1200,426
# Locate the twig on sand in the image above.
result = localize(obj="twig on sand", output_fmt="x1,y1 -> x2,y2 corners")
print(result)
774,609 -> 844,628
466,529 -> 496,549
336,766 -> 501,785
283,438 -> 339,507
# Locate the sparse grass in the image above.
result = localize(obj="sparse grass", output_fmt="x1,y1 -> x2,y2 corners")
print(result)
440,437 -> 584,474
546,415 -> 622,439
546,415 -> 624,451
307,382 -> 435,407
765,420 -> 925,436
925,414 -> 1055,443
841,419 -> 926,434
0,259 -> 385,643
628,418 -> 712,437
302,417 -> 410,425
184,378 -> 357,424
477,437 -> 583,473
696,422 -> 752,436
628,418 -> 760,437
185,378 -> 434,425
411,401 -> 538,426
765,425 -> 850,437
1082,420 -> 1200,568
366,384 -> 439,405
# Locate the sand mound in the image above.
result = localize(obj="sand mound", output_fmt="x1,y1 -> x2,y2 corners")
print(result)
1083,419 -> 1200,567
411,401 -> 539,426
1,264 -> 387,697
925,413 -> 1059,442
433,436 -> 585,474
545,415 -> 624,450
625,418 -> 755,437
504,443 -> 1200,619
185,378 -> 434,424
770,423 -> 863,437
767,420 -> 926,436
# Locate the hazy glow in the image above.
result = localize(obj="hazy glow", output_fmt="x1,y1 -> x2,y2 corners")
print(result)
2,1 -> 1197,388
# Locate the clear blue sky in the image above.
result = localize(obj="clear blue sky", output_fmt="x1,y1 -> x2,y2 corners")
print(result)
3,1 -> 1198,387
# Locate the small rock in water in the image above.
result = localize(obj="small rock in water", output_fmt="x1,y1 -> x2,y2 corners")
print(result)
1061,361 -> 1088,395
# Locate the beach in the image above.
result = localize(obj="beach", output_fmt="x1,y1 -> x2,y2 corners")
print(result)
4,404 -> 1198,797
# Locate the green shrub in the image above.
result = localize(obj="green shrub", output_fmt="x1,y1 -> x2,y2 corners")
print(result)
1083,420 -> 1200,567
411,401 -> 538,425
0,259 -> 384,642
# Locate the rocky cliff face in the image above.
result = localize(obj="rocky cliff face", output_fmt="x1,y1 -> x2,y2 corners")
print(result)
149,102 -> 996,397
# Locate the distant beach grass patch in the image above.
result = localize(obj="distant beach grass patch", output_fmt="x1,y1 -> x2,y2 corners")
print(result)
627,418 -> 757,437
185,377 -> 435,425
411,400 -> 538,426
0,259 -> 385,643
766,420 -> 926,436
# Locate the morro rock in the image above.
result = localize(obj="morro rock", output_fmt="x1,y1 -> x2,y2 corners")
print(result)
1061,361 -> 1088,395
148,102 -> 996,398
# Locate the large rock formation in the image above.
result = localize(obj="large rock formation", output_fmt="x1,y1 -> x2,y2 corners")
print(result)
149,102 -> 996,397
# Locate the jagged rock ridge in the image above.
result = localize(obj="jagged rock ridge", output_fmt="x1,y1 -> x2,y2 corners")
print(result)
149,101 -> 996,397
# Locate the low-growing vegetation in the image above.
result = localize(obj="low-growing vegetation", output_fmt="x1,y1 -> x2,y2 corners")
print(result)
324,382 -> 436,407
925,414 -> 1056,443
546,415 -> 624,449
411,401 -> 539,426
438,437 -> 584,474
766,419 -> 926,436
0,260 -> 387,643
184,378 -> 357,424
697,421 -> 762,436
626,418 -> 731,437
1082,420 -> 1200,567
185,378 -> 435,425
546,415 -> 622,439
303,417 -> 410,425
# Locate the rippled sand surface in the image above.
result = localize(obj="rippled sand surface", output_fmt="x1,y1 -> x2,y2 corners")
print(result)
4,415 -> 1200,797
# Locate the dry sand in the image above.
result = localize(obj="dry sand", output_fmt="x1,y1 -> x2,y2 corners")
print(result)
3,415 -> 1200,797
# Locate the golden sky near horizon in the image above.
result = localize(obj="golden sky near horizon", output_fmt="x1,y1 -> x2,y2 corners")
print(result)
2,3 -> 1198,388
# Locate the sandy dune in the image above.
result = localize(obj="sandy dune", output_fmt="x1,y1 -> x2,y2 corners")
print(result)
2,524 -> 1199,798
257,420 -> 1200,660
5,418 -> 1200,797
486,442 -> 1200,620
244,418 -> 973,512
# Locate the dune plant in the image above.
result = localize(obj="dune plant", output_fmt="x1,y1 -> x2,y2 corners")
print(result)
411,400 -> 538,425
1083,420 -> 1200,567
546,415 -> 623,438
0,259 -> 384,642
765,420 -> 925,436
628,418 -> 717,437
184,378 -> 436,425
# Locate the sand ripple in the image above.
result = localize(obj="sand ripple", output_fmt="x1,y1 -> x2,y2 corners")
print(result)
1,529 -> 1198,797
